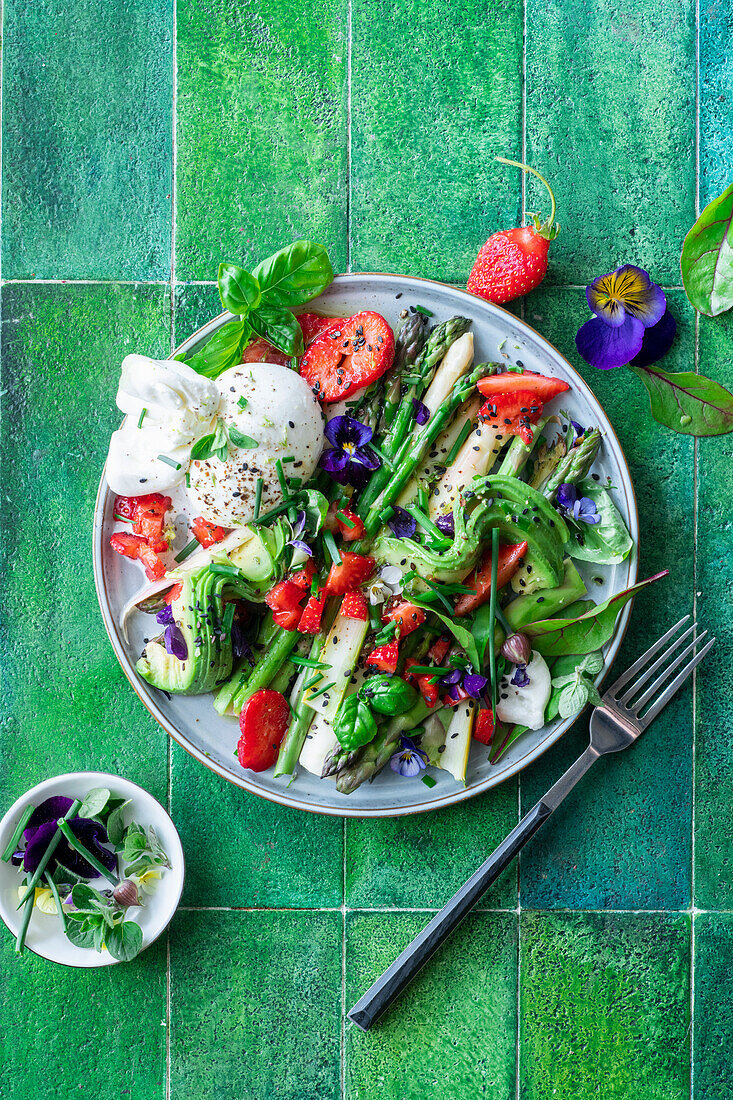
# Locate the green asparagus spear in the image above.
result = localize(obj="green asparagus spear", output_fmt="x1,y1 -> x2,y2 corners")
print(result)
380,311 -> 430,431
228,626 -> 301,715
496,416 -> 549,478
542,429 -> 601,498
336,698 -> 432,794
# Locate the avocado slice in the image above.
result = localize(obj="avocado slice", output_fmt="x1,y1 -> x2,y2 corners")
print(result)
503,559 -> 586,632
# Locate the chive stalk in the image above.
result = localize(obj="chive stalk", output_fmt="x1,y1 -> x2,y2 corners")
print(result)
15,892 -> 34,955
56,820 -> 118,887
488,528 -> 499,711
2,805 -> 34,863
253,477 -> 264,521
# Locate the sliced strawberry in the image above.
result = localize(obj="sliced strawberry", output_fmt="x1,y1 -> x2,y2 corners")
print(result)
137,544 -> 167,581
297,312 -> 347,347
165,582 -> 184,605
454,541 -> 528,616
299,311 -> 395,402
191,516 -> 228,548
110,532 -> 147,560
298,590 -> 326,634
325,552 -> 375,595
290,560 -> 317,590
365,640 -> 399,674
477,371 -> 570,404
335,508 -> 365,543
265,579 -> 306,630
114,493 -> 169,522
473,708 -> 495,745
479,393 -> 543,445
404,658 -> 439,708
240,337 -> 291,368
381,599 -> 426,640
237,689 -> 290,771
341,590 -> 368,621
443,684 -> 470,708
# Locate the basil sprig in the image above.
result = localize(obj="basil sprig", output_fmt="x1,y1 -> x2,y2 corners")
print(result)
183,241 -> 333,379
191,418 -> 259,463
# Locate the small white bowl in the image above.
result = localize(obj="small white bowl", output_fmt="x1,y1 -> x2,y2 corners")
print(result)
0,772 -> 184,967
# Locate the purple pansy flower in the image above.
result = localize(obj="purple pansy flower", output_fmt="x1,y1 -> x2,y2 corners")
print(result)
412,398 -> 431,426
556,483 -> 601,525
575,265 -> 675,370
164,624 -> 188,661
390,736 -> 428,777
388,506 -> 417,539
511,665 -> 531,688
12,796 -> 118,878
156,603 -> 174,626
287,510 -> 313,558
435,512 -> 455,537
630,308 -> 678,368
319,415 -> 380,487
463,673 -> 489,699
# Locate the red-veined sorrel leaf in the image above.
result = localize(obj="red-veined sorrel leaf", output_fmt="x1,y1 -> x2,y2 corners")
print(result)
681,183 -> 733,317
629,363 -> 733,436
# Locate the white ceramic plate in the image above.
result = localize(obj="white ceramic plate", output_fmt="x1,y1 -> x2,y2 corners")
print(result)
93,274 -> 638,818
0,772 -> 184,966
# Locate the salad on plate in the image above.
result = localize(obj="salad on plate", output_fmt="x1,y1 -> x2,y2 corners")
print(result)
103,241 -> 646,797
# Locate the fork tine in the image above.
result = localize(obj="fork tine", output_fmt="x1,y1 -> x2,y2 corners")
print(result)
619,623 -> 697,704
605,615 -> 690,698
638,637 -> 716,729
625,629 -> 704,712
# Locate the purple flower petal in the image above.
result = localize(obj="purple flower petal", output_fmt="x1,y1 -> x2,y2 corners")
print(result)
24,796 -> 74,836
319,448 -> 349,475
231,621 -> 253,663
586,265 -> 666,329
630,308 -> 677,368
22,817 -> 116,878
353,446 -> 380,471
412,398 -> 430,425
511,665 -> 531,688
324,415 -> 373,450
156,603 -> 174,626
575,314 -> 645,370
291,510 -> 307,539
586,272 -> 628,328
440,668 -> 463,686
388,506 -> 417,539
556,483 -> 578,510
574,497 -> 601,525
289,540 -> 313,556
464,673 -> 489,699
435,512 -> 455,537
165,624 -> 188,661
390,737 -> 428,777
570,420 -> 585,440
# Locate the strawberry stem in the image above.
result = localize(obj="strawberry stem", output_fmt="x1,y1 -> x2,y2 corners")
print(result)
495,156 -> 560,240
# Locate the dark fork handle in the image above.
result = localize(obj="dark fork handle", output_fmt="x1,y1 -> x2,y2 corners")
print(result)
348,745 -> 599,1031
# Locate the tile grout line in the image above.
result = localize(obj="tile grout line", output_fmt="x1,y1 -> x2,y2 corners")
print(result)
0,278 -> 691,292
345,0 -> 352,274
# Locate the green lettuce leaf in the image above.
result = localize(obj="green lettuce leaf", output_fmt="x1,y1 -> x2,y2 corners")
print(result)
566,481 -> 633,565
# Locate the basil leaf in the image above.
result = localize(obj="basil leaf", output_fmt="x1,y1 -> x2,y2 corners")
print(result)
333,694 -> 378,752
105,920 -> 144,962
681,183 -> 733,316
296,488 -> 329,535
227,425 -> 258,449
184,318 -> 250,379
524,571 -> 667,657
566,481 -> 633,565
190,432 -> 215,461
249,304 -> 305,357
629,363 -> 733,436
217,263 -> 261,315
251,240 -> 334,309
358,674 -> 418,716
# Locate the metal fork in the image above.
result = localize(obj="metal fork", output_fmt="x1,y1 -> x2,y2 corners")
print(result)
348,616 -> 714,1032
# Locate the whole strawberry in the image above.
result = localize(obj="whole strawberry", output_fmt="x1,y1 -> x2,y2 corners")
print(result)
467,157 -> 560,305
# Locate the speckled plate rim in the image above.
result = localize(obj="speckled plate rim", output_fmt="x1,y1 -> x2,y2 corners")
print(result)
92,272 -> 639,818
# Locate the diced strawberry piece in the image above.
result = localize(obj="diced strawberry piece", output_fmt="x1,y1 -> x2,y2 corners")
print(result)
476,371 -> 570,404
427,636 -> 451,665
404,658 -> 439,708
454,541 -> 528,616
165,582 -> 184,605
272,608 -> 302,631
381,599 -> 426,640
365,640 -> 400,674
290,560 -> 317,589
473,708 -> 495,745
239,337 -> 291,367
299,311 -> 395,402
442,684 -> 470,708
237,689 -> 290,771
325,552 -> 375,595
479,393 -> 544,446
191,516 -> 228,548
266,577 -> 308,631
298,590 -> 326,634
297,312 -> 348,347
113,493 -> 169,522
341,590 -> 368,621
137,544 -> 167,581
110,532 -> 148,560
335,508 -> 365,542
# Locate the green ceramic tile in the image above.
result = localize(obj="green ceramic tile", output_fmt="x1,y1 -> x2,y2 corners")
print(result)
345,911 -> 517,1099
2,0 -> 172,280
176,0 -> 348,282
0,283 -> 171,808
693,912 -> 733,1099
170,909 -> 341,1099
520,912 -> 691,1099
350,0 -> 522,282
345,783 -> 518,909
694,311 -> 733,908
700,1 -> 733,206
519,289 -> 695,908
0,933 -> 166,1098
174,283 -> 222,351
525,0 -> 696,286
171,743 -> 344,907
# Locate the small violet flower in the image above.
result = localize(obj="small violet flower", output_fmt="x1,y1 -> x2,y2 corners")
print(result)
575,264 -> 676,370
435,512 -> 455,537
287,509 -> 313,559
556,483 -> 601,525
388,506 -> 417,540
319,415 -> 380,487
390,736 -> 428,778
511,665 -> 531,688
412,398 -> 431,426
164,624 -> 188,662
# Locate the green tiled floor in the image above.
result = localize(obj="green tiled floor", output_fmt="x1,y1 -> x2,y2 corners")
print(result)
1,0 -> 732,1096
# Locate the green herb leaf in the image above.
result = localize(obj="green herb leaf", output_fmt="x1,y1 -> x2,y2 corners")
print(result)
105,920 -> 144,962
77,788 -> 111,819
296,488 -> 329,535
65,918 -> 98,950
251,240 -> 334,309
418,606 -> 481,673
333,694 -> 378,752
358,673 -> 418,716
249,304 -> 305,357
217,263 -> 261,315
227,425 -> 258,449
566,481 -> 633,565
524,571 -> 668,656
106,800 -> 132,846
190,433 -> 215,461
629,363 -> 733,436
681,183 -> 733,316
184,317 -> 250,380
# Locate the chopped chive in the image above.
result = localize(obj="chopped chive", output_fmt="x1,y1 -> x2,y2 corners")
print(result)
222,603 -> 235,634
368,441 -> 394,469
379,506 -> 395,525
282,455 -> 296,464
2,805 -> 34,862
404,503 -> 452,546
495,605 -> 512,634
237,396 -> 248,410
445,418 -> 473,465
158,454 -> 182,470
44,871 -> 66,929
113,512 -> 132,522
175,538 -> 199,563
137,407 -> 147,429
290,656 -> 330,669
310,679 -> 336,698
303,673 -> 325,691
405,665 -> 446,676
421,774 -> 437,788
336,510 -> 356,529
185,471 -> 191,488
250,501 -> 291,526
287,477 -> 303,490
506,365 -> 525,374
323,529 -> 342,566
276,459 -> 290,500
253,477 -> 264,521
368,605 -> 383,630
209,563 -> 242,577
488,528 -> 499,712
310,574 -> 320,596
415,304 -> 433,317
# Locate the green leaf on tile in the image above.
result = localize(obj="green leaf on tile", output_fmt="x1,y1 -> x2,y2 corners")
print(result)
217,263 -> 262,315
251,240 -> 334,309
629,363 -> 733,436
681,183 -> 733,316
